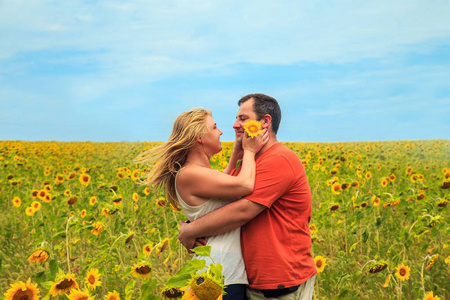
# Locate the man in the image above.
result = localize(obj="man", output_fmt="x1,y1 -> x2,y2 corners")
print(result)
179,93 -> 316,299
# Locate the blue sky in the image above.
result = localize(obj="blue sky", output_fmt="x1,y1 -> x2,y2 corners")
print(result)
1,1 -> 449,142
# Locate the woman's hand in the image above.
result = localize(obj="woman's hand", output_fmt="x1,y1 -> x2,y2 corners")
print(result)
242,128 -> 269,154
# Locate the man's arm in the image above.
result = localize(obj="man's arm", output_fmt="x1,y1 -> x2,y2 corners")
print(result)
178,198 -> 266,250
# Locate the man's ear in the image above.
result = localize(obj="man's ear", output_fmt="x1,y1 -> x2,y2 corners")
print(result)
261,114 -> 272,130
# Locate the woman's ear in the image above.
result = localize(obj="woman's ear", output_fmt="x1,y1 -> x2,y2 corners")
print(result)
197,135 -> 204,144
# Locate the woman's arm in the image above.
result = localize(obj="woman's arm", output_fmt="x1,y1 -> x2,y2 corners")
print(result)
177,130 -> 269,200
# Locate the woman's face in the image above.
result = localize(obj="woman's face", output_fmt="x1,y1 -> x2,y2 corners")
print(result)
202,115 -> 223,155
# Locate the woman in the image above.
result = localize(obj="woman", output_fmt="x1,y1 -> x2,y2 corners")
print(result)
135,107 -> 268,299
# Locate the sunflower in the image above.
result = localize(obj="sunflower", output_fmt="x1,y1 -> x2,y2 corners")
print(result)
368,260 -> 388,273
365,171 -> 372,180
31,201 -> 41,212
340,183 -> 349,190
25,206 -> 35,216
12,197 -> 21,208
373,197 -> 381,207
350,181 -> 359,188
436,200 -> 448,207
28,248 -> 49,263
102,208 -> 119,218
31,189 -> 39,199
395,263 -> 410,281
156,197 -> 168,208
187,273 -> 224,300
329,203 -> 340,212
181,288 -> 201,300
326,178 -> 336,186
423,291 -> 441,300
131,262 -> 152,279
38,189 -> 47,201
79,174 -> 91,186
143,243 -> 153,255
441,181 -> 450,189
330,169 -> 338,175
243,120 -> 263,138
92,222 -> 104,235
67,288 -> 93,300
67,196 -> 78,205
4,278 -> 40,300
426,254 -> 439,270
156,238 -> 170,255
131,170 -> 140,181
360,201 -> 368,208
124,232 -> 135,244
383,200 -> 400,207
381,178 -> 388,187
331,183 -> 341,195
144,187 -> 151,195
105,290 -> 121,300
85,268 -> 102,290
55,174 -> 65,185
417,192 -> 426,200
49,273 -> 79,296
43,194 -> 52,203
314,255 -> 327,273
389,174 -> 396,181
117,172 -> 125,179
132,192 -> 140,202
64,189 -> 72,196
161,287 -> 184,299
89,196 -> 97,205
406,166 -> 412,175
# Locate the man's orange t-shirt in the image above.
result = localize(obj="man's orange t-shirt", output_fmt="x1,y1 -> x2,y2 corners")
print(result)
232,142 -> 317,290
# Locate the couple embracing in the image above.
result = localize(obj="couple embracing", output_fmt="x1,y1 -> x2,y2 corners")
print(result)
137,94 -> 316,300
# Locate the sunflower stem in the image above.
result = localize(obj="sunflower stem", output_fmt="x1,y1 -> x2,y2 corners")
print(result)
420,255 -> 430,299
65,215 -> 74,272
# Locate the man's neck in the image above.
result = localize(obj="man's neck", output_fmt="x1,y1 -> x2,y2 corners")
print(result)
256,134 -> 278,158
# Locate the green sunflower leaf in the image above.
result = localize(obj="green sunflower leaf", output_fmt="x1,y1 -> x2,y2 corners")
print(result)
191,245 -> 211,257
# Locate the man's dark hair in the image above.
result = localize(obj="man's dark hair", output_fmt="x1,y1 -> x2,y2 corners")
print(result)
238,93 -> 282,134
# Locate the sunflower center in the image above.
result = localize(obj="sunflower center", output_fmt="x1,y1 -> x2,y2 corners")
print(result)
316,260 -> 323,268
399,268 -> 406,276
136,266 -> 151,274
12,288 -> 33,300
56,278 -> 75,289
88,275 -> 96,284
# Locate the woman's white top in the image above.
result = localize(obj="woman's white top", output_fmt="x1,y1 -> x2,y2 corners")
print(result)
175,172 -> 248,285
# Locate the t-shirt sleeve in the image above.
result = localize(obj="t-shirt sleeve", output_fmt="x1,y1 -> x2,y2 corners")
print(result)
244,154 -> 295,208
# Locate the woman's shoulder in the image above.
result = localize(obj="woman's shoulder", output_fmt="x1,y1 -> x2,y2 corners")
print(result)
176,165 -> 210,184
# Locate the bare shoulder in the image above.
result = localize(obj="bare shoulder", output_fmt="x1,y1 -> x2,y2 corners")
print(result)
176,166 -> 210,185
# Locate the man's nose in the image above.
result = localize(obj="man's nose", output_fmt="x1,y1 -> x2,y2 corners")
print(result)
233,119 -> 240,129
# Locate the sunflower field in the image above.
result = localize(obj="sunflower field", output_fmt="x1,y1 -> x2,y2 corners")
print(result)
0,139 -> 449,299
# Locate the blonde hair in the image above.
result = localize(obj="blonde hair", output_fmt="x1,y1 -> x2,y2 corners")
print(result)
135,107 -> 212,207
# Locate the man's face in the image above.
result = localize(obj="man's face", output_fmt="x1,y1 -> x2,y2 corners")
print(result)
233,99 -> 258,139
